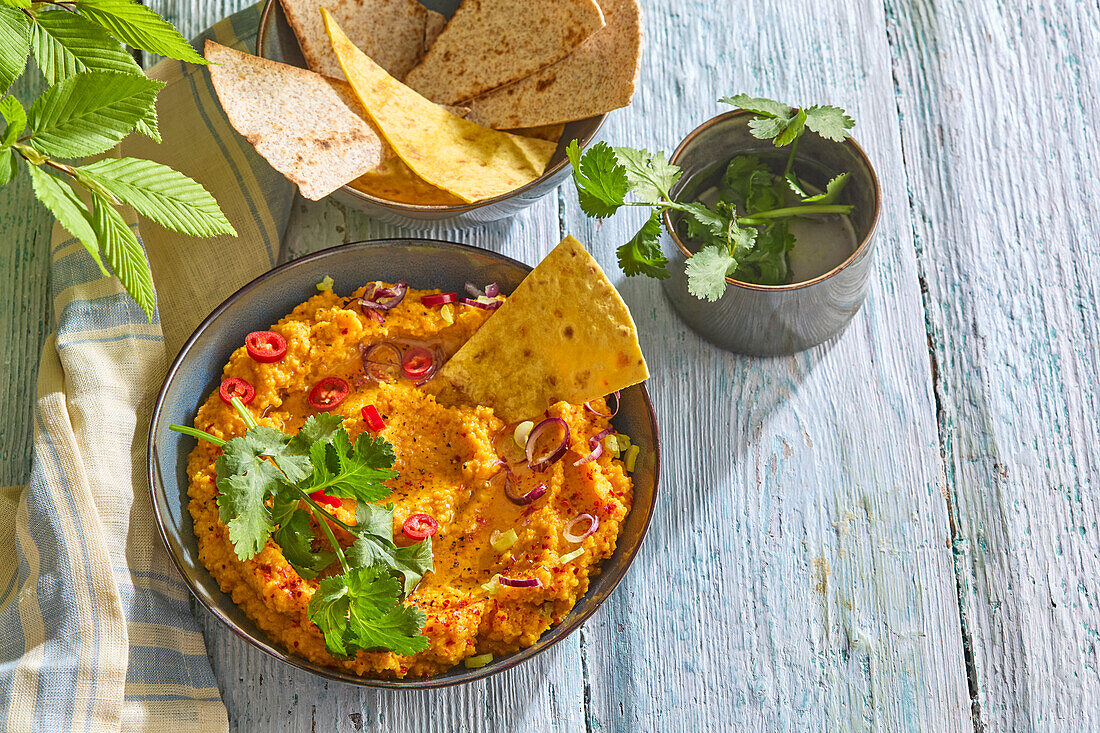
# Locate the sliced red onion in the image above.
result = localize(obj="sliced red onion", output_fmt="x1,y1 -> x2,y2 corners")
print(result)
526,418 -> 569,472
421,292 -> 458,306
563,513 -> 599,544
497,576 -> 542,588
504,476 -> 547,506
484,283 -> 500,298
361,342 -> 402,382
359,281 -> 407,311
459,296 -> 502,310
362,307 -> 384,324
584,391 -> 621,418
573,427 -> 614,467
465,282 -> 484,298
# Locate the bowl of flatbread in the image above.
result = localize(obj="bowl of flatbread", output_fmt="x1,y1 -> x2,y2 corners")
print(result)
202,0 -> 642,226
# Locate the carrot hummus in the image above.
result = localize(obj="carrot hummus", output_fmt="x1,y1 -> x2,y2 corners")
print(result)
180,237 -> 648,678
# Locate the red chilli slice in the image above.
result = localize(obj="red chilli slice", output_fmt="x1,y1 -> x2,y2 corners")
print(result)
245,330 -> 287,363
219,377 -> 255,405
362,404 -> 385,432
402,513 -> 439,541
309,490 -> 342,509
308,376 -> 349,411
421,292 -> 458,306
402,346 -> 435,381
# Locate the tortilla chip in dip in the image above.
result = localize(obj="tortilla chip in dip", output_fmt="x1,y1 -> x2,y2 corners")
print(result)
466,0 -> 642,129
436,235 -> 648,422
324,10 -> 558,203
403,0 -> 606,105
280,0 -> 438,79
349,155 -> 465,206
205,41 -> 384,201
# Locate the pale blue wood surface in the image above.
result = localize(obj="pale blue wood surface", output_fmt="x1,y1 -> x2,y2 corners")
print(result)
3,0 -> 1100,730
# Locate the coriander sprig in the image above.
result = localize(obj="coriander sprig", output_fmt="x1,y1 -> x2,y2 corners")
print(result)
567,95 -> 856,301
170,398 -> 432,658
1,0 -> 235,321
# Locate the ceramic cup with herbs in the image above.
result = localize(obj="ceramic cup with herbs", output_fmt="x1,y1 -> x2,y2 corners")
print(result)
659,109 -> 881,356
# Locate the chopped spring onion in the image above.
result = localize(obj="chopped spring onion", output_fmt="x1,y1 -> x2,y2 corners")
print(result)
440,303 -> 454,324
465,653 -> 494,669
615,434 -> 632,451
491,528 -> 518,552
558,548 -> 584,565
481,574 -> 502,594
513,420 -> 535,448
316,275 -> 334,291
625,444 -> 640,473
604,434 -> 621,457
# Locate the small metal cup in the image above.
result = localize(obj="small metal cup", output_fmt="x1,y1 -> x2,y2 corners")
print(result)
660,110 -> 881,356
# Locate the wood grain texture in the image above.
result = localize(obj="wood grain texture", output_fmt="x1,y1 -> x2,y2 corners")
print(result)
885,0 -> 1100,729
6,0 -> 1098,729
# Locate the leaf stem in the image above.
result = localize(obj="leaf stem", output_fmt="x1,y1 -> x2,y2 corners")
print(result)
737,204 -> 852,224
230,395 -> 259,430
169,424 -> 226,447
305,498 -> 350,574
293,486 -> 358,534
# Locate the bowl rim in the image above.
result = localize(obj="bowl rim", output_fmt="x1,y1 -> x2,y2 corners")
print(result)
147,237 -> 661,689
662,109 -> 883,292
255,0 -> 609,214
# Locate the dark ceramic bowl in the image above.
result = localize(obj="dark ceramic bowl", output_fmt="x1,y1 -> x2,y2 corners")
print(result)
148,239 -> 660,688
660,110 -> 882,356
256,0 -> 607,227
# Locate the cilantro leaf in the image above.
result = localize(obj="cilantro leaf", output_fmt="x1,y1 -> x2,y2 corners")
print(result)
678,202 -> 730,246
277,413 -> 344,482
612,146 -> 681,204
272,494 -> 335,579
349,502 -> 433,595
617,210 -> 669,279
685,245 -> 736,302
308,565 -> 429,659
567,139 -> 628,218
723,156 -> 785,213
719,94 -> 791,119
302,430 -> 397,503
804,105 -> 854,142
746,115 -> 788,141
214,450 -> 280,561
801,172 -> 850,204
733,222 -> 794,286
774,108 -> 807,147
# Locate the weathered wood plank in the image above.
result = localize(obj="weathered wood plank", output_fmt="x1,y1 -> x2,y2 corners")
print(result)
0,72 -> 53,487
886,0 -> 1100,728
559,0 -> 971,729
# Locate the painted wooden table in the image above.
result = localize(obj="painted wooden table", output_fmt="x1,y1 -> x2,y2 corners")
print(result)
3,0 -> 1099,730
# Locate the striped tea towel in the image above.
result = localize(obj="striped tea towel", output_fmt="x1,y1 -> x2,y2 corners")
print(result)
0,4 -> 296,729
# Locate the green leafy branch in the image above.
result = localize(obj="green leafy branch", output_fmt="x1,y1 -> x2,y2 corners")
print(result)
170,400 -> 432,659
567,95 -> 856,301
1,0 -> 235,321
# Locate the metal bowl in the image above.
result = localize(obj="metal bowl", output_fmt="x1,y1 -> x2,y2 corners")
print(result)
256,0 -> 608,227
148,239 -> 660,688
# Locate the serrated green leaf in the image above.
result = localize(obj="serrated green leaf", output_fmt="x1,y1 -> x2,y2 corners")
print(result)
28,71 -> 162,158
0,147 -> 16,185
804,105 -> 854,142
1,94 -> 26,145
89,191 -> 155,320
349,503 -> 432,596
685,245 -> 736,302
0,6 -> 31,95
214,440 -> 280,561
567,139 -> 628,218
774,108 -> 807,147
272,496 -> 336,580
612,146 -> 680,204
0,0 -> 32,9
719,94 -> 791,119
31,10 -> 142,84
802,172 -> 850,205
678,202 -> 730,246
77,0 -> 207,65
74,156 -> 235,236
746,115 -> 787,141
27,164 -> 108,275
617,209 -> 669,279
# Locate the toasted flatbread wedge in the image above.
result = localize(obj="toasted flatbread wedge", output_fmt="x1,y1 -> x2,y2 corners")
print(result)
436,235 -> 649,422
280,0 -> 439,79
404,0 -> 606,105
205,42 -> 384,200
466,0 -> 641,129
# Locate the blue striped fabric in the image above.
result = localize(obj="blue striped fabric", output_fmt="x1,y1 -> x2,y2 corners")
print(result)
0,4 -> 294,729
